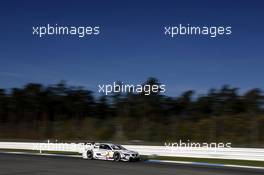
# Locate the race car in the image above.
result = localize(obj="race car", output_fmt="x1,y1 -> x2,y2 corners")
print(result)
82,143 -> 140,162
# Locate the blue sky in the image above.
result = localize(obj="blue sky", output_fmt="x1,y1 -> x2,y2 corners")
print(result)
0,0 -> 264,96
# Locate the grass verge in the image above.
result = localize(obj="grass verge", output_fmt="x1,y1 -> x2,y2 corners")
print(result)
0,148 -> 78,155
145,155 -> 264,167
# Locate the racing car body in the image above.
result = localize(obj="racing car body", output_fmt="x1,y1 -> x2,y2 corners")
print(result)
82,143 -> 140,161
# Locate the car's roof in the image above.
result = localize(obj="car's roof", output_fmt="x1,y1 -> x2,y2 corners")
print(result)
95,143 -> 122,147
100,143 -> 117,146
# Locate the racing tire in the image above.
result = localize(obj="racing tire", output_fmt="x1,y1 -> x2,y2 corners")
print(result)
113,152 -> 121,161
86,150 -> 93,160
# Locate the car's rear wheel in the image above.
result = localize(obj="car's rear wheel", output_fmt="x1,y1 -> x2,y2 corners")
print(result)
113,152 -> 121,161
86,151 -> 93,160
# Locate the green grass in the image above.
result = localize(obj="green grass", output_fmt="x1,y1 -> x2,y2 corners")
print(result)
147,155 -> 264,167
0,148 -> 78,155
1,149 -> 263,167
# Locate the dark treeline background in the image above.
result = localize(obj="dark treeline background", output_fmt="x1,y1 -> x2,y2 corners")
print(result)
0,78 -> 263,147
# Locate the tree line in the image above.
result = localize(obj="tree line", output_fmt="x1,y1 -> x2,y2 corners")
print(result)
0,78 -> 263,146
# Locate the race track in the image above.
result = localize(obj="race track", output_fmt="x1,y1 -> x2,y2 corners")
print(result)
0,153 -> 263,175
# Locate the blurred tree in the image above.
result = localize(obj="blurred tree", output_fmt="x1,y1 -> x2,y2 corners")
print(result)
0,89 -> 7,122
243,89 -> 263,145
0,78 -> 263,146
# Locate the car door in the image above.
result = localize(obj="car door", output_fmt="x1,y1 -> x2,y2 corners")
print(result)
97,144 -> 110,160
103,144 -> 113,160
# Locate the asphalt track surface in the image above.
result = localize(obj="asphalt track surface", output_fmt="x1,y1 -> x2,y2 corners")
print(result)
0,153 -> 263,175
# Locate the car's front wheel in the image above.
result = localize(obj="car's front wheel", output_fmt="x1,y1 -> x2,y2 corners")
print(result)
113,152 -> 121,161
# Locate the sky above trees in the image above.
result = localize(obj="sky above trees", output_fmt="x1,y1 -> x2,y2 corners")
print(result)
0,1 -> 263,95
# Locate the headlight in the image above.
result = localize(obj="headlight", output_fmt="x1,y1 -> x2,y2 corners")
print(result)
124,153 -> 130,156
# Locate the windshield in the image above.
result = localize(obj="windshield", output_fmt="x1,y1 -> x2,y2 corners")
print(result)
111,144 -> 126,150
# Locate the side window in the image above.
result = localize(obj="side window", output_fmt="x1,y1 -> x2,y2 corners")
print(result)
99,144 -> 105,149
105,145 -> 112,150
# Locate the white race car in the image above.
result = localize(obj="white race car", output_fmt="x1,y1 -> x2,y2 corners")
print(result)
82,143 -> 140,162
